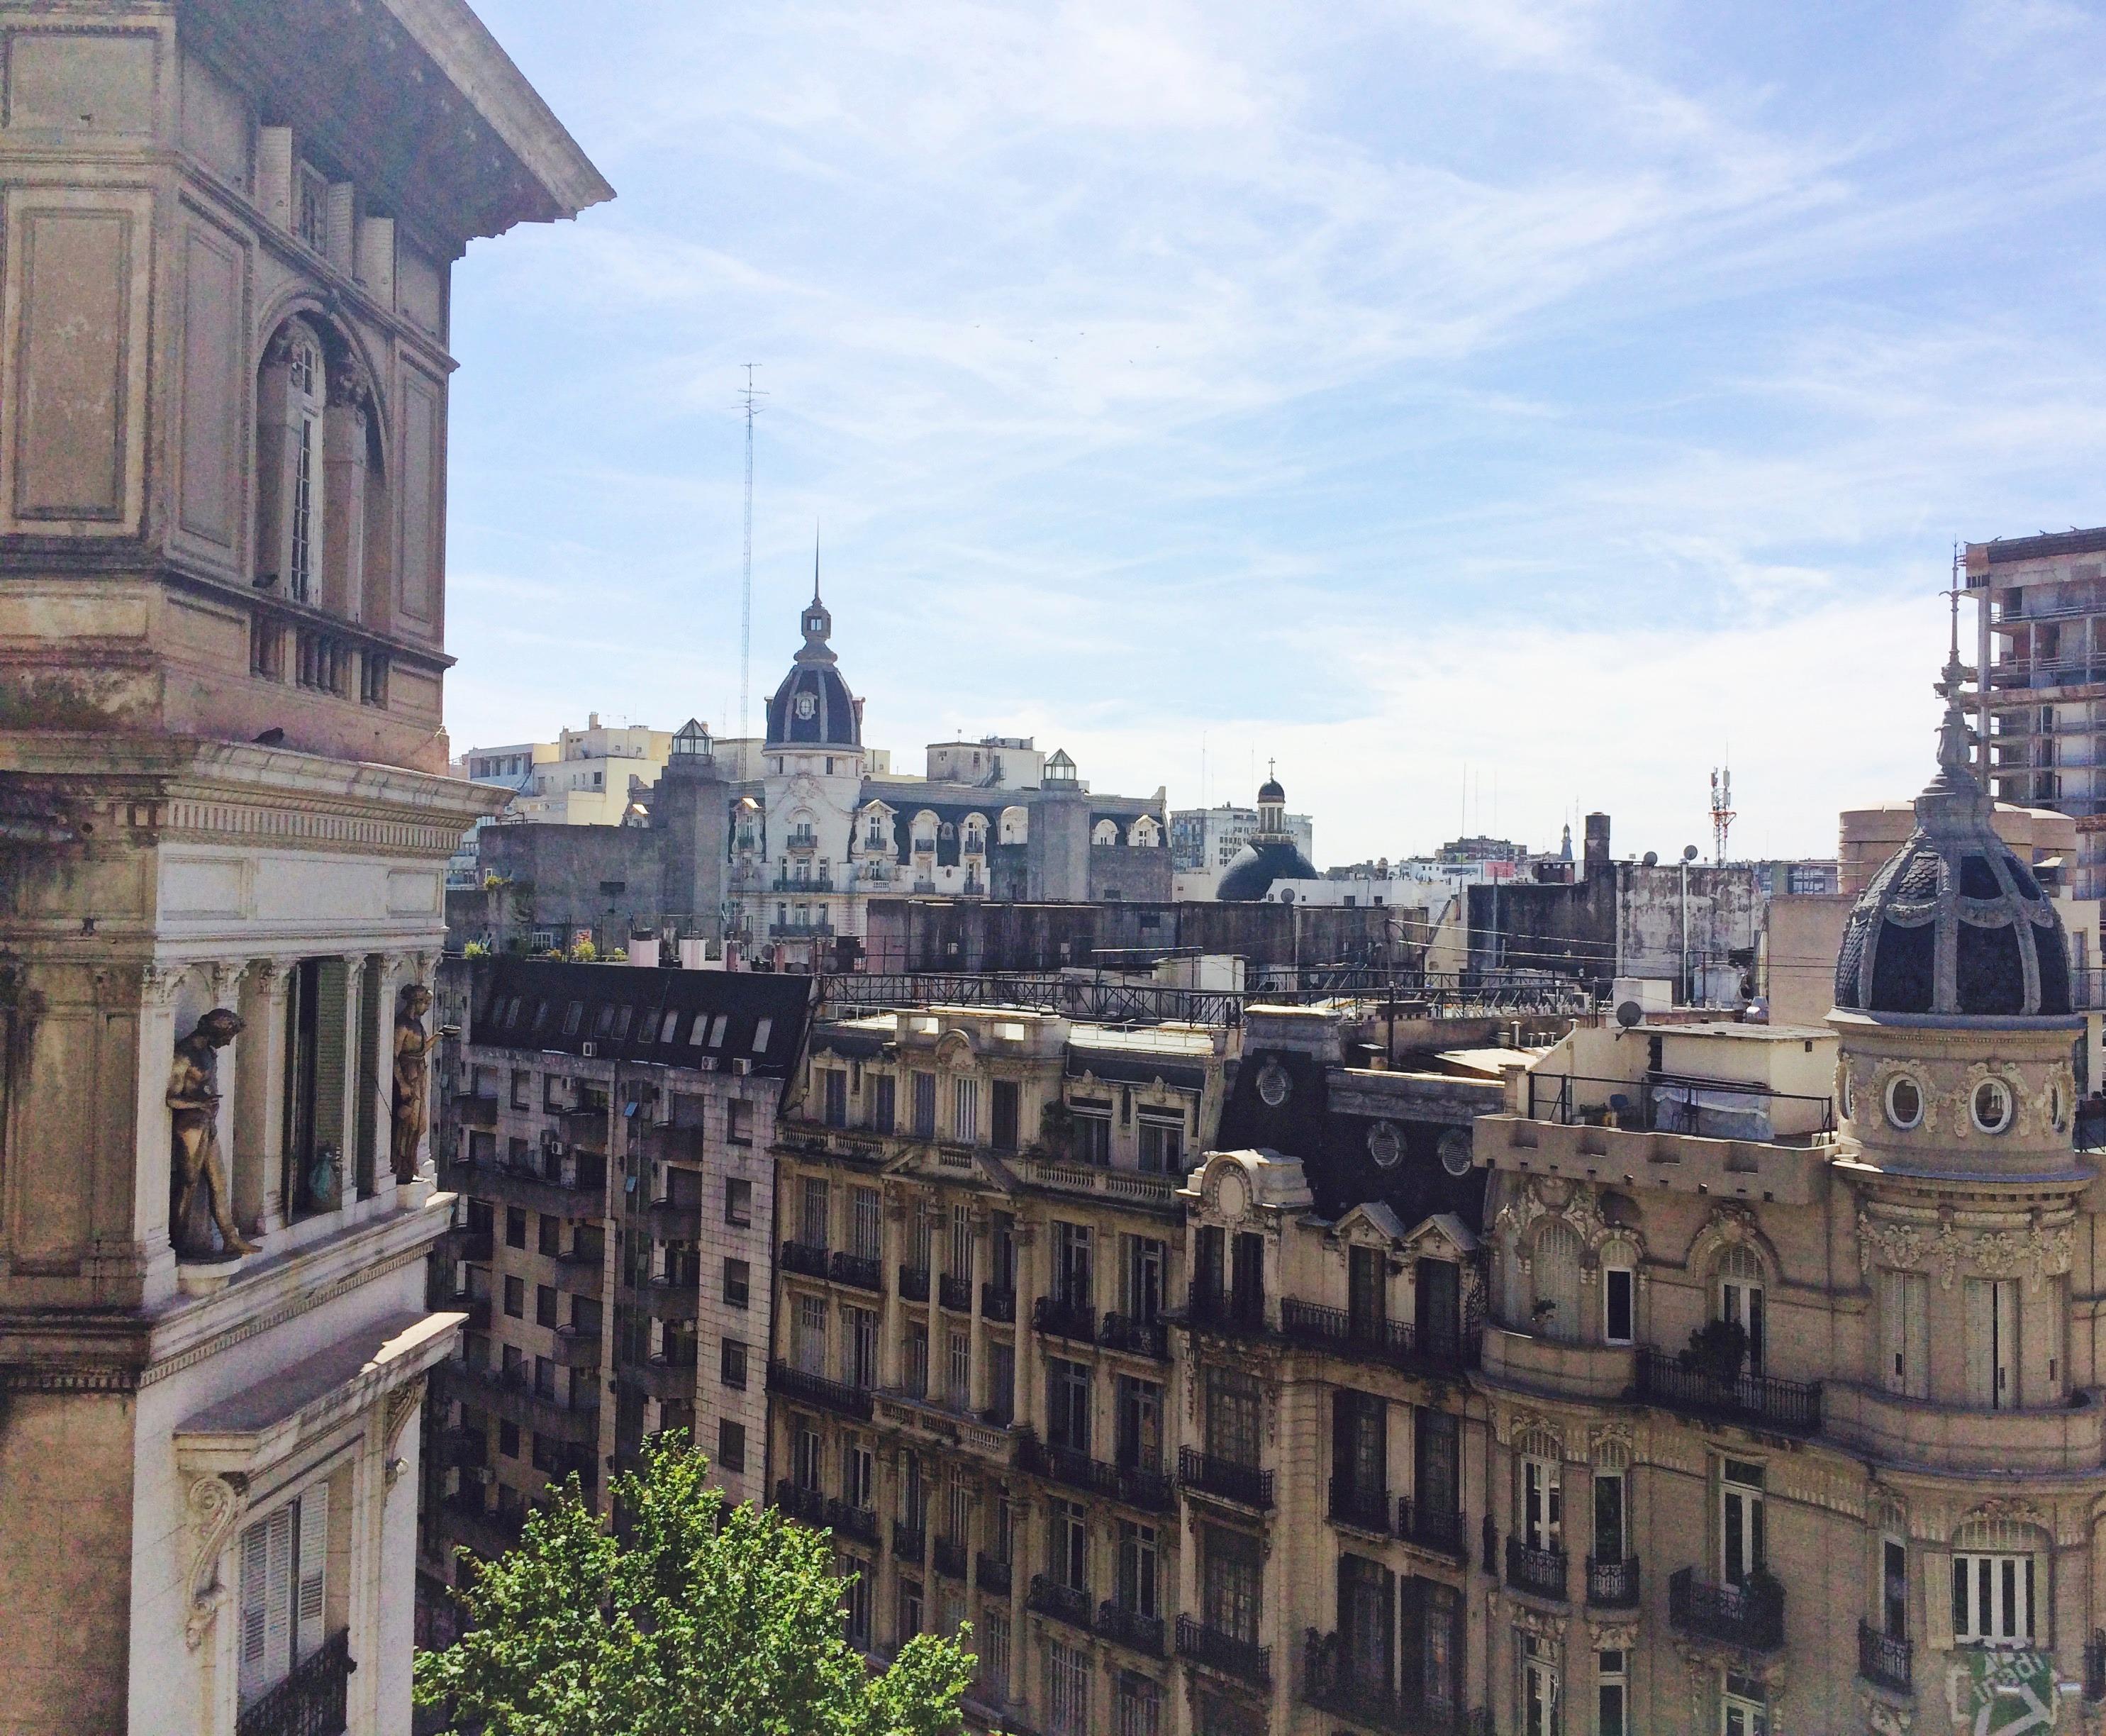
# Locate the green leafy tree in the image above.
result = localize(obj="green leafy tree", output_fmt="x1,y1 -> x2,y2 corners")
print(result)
415,1436 -> 980,1736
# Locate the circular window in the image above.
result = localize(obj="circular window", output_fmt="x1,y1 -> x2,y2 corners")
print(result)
1972,1078 -> 2015,1135
795,693 -> 817,720
1366,1120 -> 1403,1169
1256,1058 -> 1291,1108
1438,1128 -> 1473,1177
1885,1075 -> 1924,1130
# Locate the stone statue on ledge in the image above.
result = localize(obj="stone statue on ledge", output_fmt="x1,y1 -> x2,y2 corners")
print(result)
168,1008 -> 256,1259
391,982 -> 445,1184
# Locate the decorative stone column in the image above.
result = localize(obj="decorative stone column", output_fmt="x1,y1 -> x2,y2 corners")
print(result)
1014,1217 -> 1042,1436
233,959 -> 289,1235
135,962 -> 188,1303
968,1207 -> 991,1414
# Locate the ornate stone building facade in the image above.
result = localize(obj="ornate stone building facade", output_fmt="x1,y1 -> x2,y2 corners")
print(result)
0,5 -> 605,1733
418,957 -> 813,1620
1473,662 -> 2106,1735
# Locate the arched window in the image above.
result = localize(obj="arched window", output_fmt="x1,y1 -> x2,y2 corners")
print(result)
286,327 -> 323,601
961,816 -> 988,855
1092,819 -> 1119,846
1129,816 -> 1161,848
999,805 -> 1028,845
1532,1220 -> 1582,1342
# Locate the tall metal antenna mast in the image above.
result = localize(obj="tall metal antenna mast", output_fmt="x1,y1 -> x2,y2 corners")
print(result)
1710,762 -> 1734,866
739,365 -> 767,746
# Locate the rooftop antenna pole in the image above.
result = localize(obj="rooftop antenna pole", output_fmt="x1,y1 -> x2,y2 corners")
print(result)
1710,762 -> 1734,867
738,365 -> 767,742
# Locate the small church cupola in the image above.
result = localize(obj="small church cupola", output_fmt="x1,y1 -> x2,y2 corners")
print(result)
1256,762 -> 1287,836
672,718 -> 711,760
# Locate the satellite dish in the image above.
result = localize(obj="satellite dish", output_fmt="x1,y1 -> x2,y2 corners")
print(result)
1615,1000 -> 1644,1030
1682,845 -> 1700,862
1642,850 -> 1659,867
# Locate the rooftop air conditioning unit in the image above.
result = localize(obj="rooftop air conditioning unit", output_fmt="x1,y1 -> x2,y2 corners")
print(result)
581,1041 -> 598,1058
696,1057 -> 718,1072
730,1057 -> 754,1076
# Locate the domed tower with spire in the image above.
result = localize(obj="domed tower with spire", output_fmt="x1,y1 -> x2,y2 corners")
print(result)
1218,763 -> 1319,901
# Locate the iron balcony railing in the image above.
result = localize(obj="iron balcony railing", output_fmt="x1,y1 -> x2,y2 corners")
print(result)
976,1552 -> 1013,1596
1018,1435 -> 1175,1512
1505,1537 -> 1569,1601
1098,1601 -> 1166,1657
898,1264 -> 931,1303
1276,1298 -> 1480,1373
893,1520 -> 926,1565
1179,1447 -> 1274,1510
1183,1286 -> 1267,1337
1033,1293 -> 1097,1344
235,1629 -> 352,1736
828,1498 -> 880,1545
1303,1631 -> 1469,1736
1523,1067 -> 1836,1138
1099,1312 -> 1169,1359
767,1360 -> 874,1420
774,1479 -> 827,1526
938,1274 -> 973,1312
1634,1347 -> 1822,1435
1176,1615 -> 1271,1689
933,1535 -> 968,1580
981,1283 -> 1016,1324
1858,1620 -> 1911,1696
1668,1567 -> 1785,1652
1586,1554 -> 1640,1610
1027,1574 -> 1093,1630
831,1251 -> 884,1292
1327,1477 -> 1391,1535
781,1240 -> 830,1280
1397,1498 -> 1467,1559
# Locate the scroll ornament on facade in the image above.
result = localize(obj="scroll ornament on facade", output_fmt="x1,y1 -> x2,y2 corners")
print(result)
183,1474 -> 246,1649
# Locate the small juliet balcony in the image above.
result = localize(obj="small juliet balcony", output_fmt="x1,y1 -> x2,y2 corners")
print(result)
938,1274 -> 973,1313
774,1479 -> 828,1526
1179,1447 -> 1274,1511
767,1359 -> 873,1421
828,1499 -> 880,1546
1099,1313 -> 1169,1360
1586,1554 -> 1640,1610
1327,1477 -> 1391,1536
980,1283 -> 1016,1324
781,1240 -> 830,1281
897,1264 -> 931,1304
1097,1601 -> 1165,1657
975,1552 -> 1012,1596
832,1251 -> 884,1293
1032,1293 -> 1097,1345
1028,1574 -> 1092,1631
1668,1567 -> 1785,1653
892,1520 -> 925,1566
932,1535 -> 968,1580
1858,1620 -> 1911,1696
1176,1615 -> 1271,1689
1504,1537 -> 1569,1603
235,1629 -> 352,1736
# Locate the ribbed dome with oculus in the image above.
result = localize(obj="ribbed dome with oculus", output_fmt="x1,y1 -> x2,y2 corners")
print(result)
1834,647 -> 2070,1020
765,569 -> 861,750
1218,766 -> 1318,902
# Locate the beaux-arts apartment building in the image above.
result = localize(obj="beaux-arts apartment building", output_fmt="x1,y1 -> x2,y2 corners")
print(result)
0,4 -> 606,1734
418,958 -> 812,1620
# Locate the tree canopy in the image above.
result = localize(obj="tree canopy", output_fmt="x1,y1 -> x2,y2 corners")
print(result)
416,1437 -> 981,1736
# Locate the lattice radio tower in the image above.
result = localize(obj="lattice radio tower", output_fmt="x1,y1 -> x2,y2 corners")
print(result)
738,364 -> 767,745
1710,763 -> 1734,866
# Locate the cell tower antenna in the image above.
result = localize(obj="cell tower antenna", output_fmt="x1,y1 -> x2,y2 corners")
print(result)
1710,762 -> 1735,866
738,365 -> 768,742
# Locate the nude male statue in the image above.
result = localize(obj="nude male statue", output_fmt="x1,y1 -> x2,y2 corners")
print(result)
168,1008 -> 257,1258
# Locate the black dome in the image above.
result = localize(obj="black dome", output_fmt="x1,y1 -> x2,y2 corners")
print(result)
1257,777 -> 1286,804
767,662 -> 859,747
764,591 -> 861,749
1218,837 -> 1320,901
1835,658 -> 2071,1019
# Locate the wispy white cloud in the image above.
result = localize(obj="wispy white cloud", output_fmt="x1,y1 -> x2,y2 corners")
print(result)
447,0 -> 2106,861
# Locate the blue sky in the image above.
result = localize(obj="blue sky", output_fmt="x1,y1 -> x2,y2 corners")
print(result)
445,0 -> 2106,867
